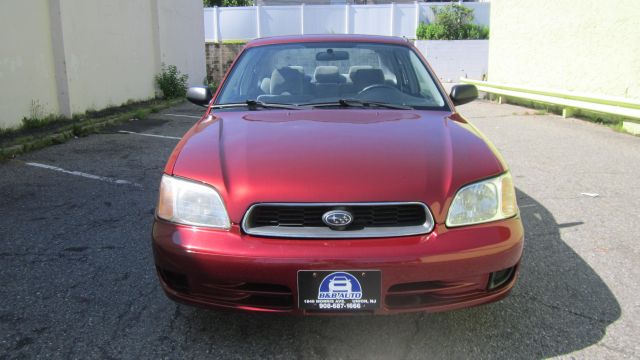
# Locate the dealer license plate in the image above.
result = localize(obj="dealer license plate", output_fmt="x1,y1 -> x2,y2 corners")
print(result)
298,270 -> 381,311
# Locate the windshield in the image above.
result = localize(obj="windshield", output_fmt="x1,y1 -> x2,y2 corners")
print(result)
215,42 -> 448,110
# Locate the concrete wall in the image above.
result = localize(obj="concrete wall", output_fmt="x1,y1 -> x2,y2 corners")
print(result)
59,0 -> 159,115
0,1 -> 60,126
415,40 -> 488,83
157,0 -> 207,86
0,0 -> 206,129
488,0 -> 640,100
205,43 -> 245,85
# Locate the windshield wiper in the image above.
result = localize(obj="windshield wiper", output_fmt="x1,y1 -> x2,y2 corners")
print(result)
210,100 -> 303,110
305,99 -> 413,110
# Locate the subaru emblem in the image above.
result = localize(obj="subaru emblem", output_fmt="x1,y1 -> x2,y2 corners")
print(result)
322,210 -> 354,229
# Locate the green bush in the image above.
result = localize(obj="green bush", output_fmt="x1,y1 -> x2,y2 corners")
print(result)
155,64 -> 188,99
466,23 -> 490,40
207,81 -> 218,95
416,4 -> 489,40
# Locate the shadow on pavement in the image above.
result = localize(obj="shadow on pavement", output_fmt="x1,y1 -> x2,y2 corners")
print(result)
172,189 -> 620,359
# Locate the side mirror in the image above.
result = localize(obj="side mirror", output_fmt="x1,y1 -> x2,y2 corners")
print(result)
449,84 -> 478,106
186,87 -> 213,107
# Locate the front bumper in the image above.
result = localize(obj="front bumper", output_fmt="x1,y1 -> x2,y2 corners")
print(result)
152,216 -> 524,315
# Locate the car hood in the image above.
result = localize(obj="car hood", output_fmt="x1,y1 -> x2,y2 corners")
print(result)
170,109 -> 506,224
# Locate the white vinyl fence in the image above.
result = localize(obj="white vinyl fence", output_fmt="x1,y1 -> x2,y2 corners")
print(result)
204,2 -> 489,42
415,40 -> 488,82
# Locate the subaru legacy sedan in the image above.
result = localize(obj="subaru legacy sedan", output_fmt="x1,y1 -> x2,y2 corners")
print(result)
152,35 -> 523,314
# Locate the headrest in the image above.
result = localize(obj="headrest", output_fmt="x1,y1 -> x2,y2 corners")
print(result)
270,67 -> 304,95
314,66 -> 343,84
260,77 -> 271,94
350,68 -> 385,87
289,66 -> 304,74
348,65 -> 373,79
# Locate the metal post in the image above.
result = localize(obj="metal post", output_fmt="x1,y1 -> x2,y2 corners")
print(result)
256,5 -> 262,38
345,4 -> 350,34
300,3 -> 305,35
414,1 -> 420,31
213,6 -> 220,43
389,2 -> 395,36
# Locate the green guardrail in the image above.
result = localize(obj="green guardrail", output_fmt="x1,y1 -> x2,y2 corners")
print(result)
460,78 -> 640,121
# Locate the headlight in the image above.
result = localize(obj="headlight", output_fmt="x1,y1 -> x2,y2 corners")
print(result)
156,175 -> 230,229
446,172 -> 517,227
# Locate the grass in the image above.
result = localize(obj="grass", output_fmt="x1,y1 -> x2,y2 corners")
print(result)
2,100 -> 72,134
133,108 -> 152,120
21,114 -> 67,129
0,97 -> 184,160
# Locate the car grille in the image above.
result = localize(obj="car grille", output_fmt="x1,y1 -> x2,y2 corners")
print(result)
242,202 -> 434,238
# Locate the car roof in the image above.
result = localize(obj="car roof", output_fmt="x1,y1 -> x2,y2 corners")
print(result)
245,34 -> 411,48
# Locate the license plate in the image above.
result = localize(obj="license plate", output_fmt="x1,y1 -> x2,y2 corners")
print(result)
297,270 -> 381,311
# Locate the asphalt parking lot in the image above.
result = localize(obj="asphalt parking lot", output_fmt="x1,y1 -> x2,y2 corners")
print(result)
1,100 -> 639,359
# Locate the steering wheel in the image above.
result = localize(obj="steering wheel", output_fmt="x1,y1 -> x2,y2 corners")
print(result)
357,84 -> 398,96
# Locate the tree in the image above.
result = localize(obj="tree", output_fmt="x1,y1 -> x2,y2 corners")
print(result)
204,0 -> 252,7
416,4 -> 489,40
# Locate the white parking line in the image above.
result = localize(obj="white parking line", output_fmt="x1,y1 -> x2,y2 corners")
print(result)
25,162 -> 142,188
164,113 -> 201,119
117,130 -> 181,140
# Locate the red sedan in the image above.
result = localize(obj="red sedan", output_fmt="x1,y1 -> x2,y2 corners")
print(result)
152,35 -> 523,314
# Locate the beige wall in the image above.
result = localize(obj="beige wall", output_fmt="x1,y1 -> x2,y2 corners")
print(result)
158,0 -> 207,87
0,0 -> 206,128
60,0 -> 159,114
488,0 -> 640,100
0,1 -> 59,127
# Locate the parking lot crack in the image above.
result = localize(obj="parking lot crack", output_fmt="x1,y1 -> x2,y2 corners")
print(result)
401,313 -> 424,360
514,293 -> 614,324
168,305 -> 182,331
